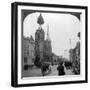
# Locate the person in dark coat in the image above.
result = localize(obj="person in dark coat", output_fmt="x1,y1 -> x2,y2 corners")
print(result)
57,62 -> 65,76
41,63 -> 49,76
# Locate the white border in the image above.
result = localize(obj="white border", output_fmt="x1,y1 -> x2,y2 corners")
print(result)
18,5 -> 86,84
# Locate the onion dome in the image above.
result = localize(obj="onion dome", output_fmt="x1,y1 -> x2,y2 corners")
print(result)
37,13 -> 44,25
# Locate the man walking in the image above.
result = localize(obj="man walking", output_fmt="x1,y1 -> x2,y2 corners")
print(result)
57,62 -> 65,76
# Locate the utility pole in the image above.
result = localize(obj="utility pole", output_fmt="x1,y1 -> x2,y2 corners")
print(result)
69,38 -> 71,49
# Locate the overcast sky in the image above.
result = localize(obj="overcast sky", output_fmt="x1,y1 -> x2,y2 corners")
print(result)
23,12 -> 80,59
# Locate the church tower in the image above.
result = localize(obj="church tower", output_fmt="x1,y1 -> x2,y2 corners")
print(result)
35,13 -> 45,67
46,24 -> 52,53
44,24 -> 52,61
35,13 -> 45,42
46,24 -> 51,41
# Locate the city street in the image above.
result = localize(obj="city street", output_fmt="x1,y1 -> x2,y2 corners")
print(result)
48,65 -> 74,76
23,65 -> 74,77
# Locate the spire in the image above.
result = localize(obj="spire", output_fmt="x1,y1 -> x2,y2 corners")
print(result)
37,13 -> 44,25
47,24 -> 49,38
30,35 -> 34,41
30,35 -> 34,43
46,24 -> 50,41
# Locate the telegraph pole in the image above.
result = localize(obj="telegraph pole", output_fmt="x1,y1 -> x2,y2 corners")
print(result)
69,38 -> 71,49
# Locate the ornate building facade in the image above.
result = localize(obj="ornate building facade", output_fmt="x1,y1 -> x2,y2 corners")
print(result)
34,13 -> 52,67
23,13 -> 52,69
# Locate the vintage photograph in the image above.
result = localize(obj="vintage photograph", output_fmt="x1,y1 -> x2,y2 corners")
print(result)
22,11 -> 81,78
11,2 -> 87,87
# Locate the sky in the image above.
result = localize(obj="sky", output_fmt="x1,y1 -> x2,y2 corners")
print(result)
23,12 -> 80,59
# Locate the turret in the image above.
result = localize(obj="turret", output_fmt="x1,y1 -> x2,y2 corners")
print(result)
35,13 -> 45,42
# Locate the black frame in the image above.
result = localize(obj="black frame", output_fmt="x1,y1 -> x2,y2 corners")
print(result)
11,2 -> 88,87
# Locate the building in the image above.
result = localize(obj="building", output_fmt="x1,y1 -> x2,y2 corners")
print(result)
28,36 -> 35,65
73,41 -> 80,74
23,36 -> 35,70
69,48 -> 74,62
43,24 -> 52,62
22,13 -> 52,69
34,13 -> 52,67
69,32 -> 80,75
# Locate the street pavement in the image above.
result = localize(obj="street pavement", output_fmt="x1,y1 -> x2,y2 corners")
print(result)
22,66 -> 42,77
22,65 -> 74,77
48,65 -> 74,76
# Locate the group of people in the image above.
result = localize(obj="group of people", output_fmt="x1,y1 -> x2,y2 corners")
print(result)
41,63 -> 51,76
41,62 -> 66,76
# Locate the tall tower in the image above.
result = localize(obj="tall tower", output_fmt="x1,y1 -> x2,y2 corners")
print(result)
47,24 -> 50,41
44,24 -> 52,61
35,13 -> 45,67
35,13 -> 45,42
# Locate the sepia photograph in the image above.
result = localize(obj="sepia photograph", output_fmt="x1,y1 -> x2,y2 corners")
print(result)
11,2 -> 88,87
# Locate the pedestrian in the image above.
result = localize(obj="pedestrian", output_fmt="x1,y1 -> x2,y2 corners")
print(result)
57,62 -> 65,76
41,63 -> 49,76
41,63 -> 45,76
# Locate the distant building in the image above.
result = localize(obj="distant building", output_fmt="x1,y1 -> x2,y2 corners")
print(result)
52,53 -> 57,61
69,48 -> 74,62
